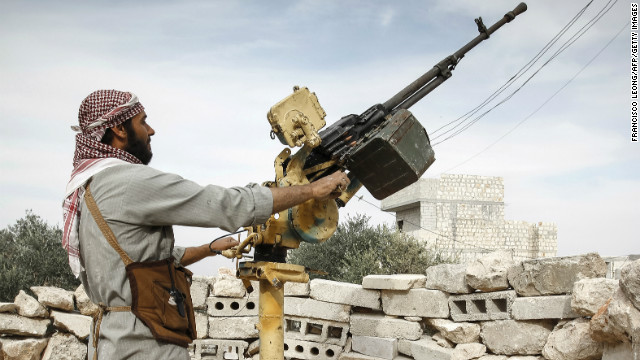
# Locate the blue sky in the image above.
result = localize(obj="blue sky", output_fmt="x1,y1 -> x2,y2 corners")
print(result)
1,0 -> 636,275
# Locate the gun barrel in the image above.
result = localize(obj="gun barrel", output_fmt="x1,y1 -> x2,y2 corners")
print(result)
383,2 -> 527,112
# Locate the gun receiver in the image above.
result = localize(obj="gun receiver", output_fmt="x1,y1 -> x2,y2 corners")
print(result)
305,2 -> 528,200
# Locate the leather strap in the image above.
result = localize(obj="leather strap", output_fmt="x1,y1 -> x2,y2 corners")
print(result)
83,183 -> 133,266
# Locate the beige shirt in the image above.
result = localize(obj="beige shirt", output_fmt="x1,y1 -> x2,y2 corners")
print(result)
78,163 -> 272,359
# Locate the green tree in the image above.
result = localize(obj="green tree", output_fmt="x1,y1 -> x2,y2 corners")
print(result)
0,211 -> 79,302
287,214 -> 455,284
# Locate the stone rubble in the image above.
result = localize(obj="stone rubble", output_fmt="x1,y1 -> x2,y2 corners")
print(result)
1,252 -> 639,360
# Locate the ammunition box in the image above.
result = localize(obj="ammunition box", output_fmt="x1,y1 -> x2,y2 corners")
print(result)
347,109 -> 435,200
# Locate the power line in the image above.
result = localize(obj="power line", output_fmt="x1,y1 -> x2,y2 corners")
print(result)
431,0 -> 594,139
430,0 -> 618,145
441,19 -> 628,174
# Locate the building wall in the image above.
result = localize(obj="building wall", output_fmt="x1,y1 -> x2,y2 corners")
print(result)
381,174 -> 557,263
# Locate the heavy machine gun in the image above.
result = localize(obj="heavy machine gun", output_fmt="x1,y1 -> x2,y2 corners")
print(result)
221,3 -> 528,359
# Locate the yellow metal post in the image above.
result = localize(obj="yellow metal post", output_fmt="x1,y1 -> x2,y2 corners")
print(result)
258,278 -> 284,359
238,261 -> 309,360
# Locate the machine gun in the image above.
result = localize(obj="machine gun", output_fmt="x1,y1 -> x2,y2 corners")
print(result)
224,3 -> 528,359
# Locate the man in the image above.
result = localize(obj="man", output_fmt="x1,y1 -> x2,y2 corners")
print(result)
62,90 -> 349,359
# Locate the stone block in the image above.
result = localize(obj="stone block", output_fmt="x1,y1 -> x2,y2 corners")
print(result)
590,288 -> 640,344
351,335 -> 397,360
410,337 -> 454,360
476,356 -> 508,360
571,278 -> 619,316
466,250 -> 514,292
50,310 -> 91,340
339,352 -> 409,360
208,316 -> 258,339
397,339 -> 413,356
507,253 -> 606,297
285,297 -> 351,323
453,343 -> 486,360
195,311 -> 208,339
212,273 -> 246,298
193,339 -> 248,360
511,295 -> 579,320
620,259 -> 640,311
285,315 -> 350,346
283,338 -> 342,360
311,279 -> 381,309
480,320 -> 554,356
426,264 -> 473,294
30,286 -> 74,312
0,338 -> 48,360
449,291 -> 515,322
74,284 -> 98,317
41,333 -> 87,360
285,281 -> 311,297
432,333 -> 454,348
542,318 -> 603,360
350,313 -> 422,341
0,313 -> 50,337
14,290 -> 48,318
381,289 -> 448,318
0,303 -> 16,313
603,342 -> 633,360
362,274 -> 426,290
425,319 -> 480,344
206,296 -> 258,317
190,280 -> 210,310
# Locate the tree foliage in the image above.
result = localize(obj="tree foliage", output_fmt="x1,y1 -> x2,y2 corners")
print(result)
0,211 -> 79,301
287,214 -> 455,284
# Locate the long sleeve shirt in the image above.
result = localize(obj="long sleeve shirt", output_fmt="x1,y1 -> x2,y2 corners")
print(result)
78,163 -> 272,359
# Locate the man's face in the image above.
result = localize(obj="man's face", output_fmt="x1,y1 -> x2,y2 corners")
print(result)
124,111 -> 155,165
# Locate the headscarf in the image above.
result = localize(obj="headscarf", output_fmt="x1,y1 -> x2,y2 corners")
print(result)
62,90 -> 145,277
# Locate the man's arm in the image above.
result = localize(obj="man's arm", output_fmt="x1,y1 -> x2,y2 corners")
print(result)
269,171 -> 349,214
180,237 -> 239,266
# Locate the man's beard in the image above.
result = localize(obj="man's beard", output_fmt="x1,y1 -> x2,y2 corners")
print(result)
124,127 -> 153,165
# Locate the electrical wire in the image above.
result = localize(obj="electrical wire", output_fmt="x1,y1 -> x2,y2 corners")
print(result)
441,20 -> 628,174
431,0 -> 594,139
430,0 -> 618,145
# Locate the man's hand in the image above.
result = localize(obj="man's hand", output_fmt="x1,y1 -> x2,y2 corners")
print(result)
209,236 -> 240,252
310,171 -> 350,200
180,237 -> 239,266
269,171 -> 350,214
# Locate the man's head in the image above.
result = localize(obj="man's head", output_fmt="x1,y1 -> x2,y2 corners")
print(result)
101,111 -> 155,165
73,90 -> 154,166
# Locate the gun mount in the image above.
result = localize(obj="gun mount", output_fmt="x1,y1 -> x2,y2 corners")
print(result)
226,4 -> 528,359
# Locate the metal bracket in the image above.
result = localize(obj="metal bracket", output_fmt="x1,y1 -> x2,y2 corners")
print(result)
475,17 -> 489,38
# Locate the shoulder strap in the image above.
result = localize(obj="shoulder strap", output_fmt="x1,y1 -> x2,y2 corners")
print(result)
83,183 -> 134,266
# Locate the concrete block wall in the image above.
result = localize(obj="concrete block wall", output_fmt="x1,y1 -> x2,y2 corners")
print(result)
2,253 -> 639,359
381,174 -> 558,264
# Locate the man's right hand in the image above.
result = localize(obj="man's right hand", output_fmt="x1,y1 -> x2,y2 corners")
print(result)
268,170 -> 350,214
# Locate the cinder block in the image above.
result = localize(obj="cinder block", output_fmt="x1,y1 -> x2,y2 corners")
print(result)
381,289 -> 449,318
208,317 -> 258,339
286,281 -> 311,297
311,279 -> 381,309
351,335 -> 398,360
206,296 -> 258,317
284,315 -> 350,346
195,311 -> 208,339
284,338 -> 343,360
362,274 -> 426,290
192,339 -> 248,360
410,337 -> 453,360
190,280 -> 210,310
350,313 -> 422,341
339,352 -> 412,360
449,291 -> 515,322
285,297 -> 351,322
511,295 -> 580,320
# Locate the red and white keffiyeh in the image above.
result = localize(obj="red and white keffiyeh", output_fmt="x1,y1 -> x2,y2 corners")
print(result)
62,90 -> 145,277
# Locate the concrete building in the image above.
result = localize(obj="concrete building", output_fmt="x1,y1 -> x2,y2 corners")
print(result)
381,174 -> 557,263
